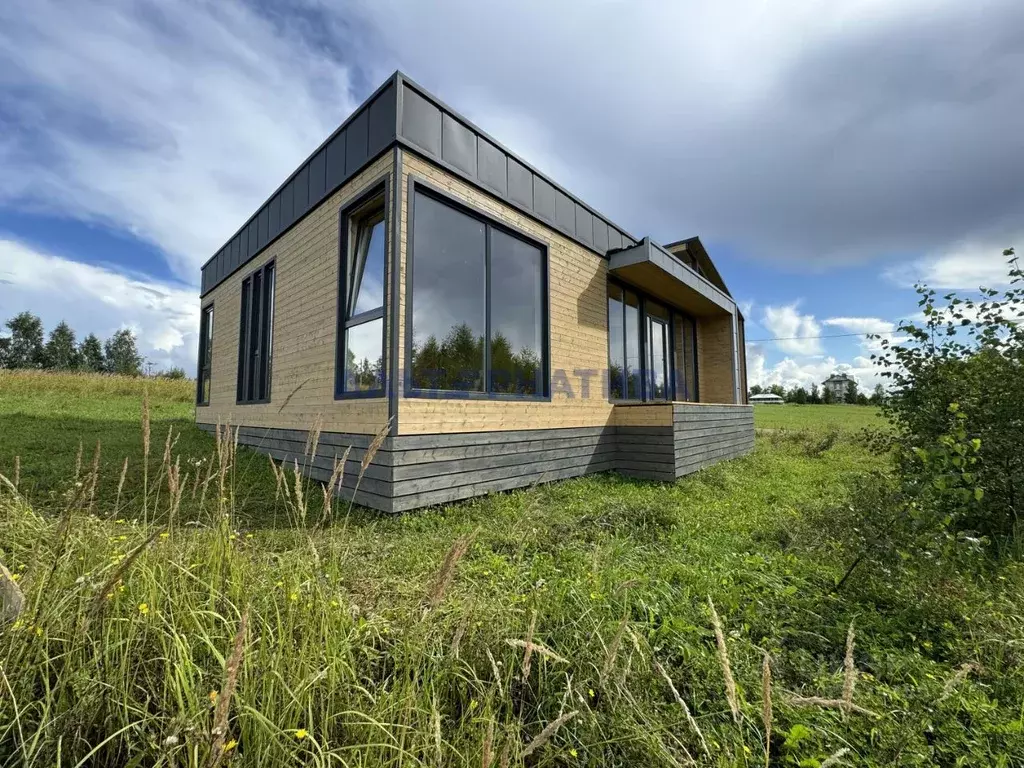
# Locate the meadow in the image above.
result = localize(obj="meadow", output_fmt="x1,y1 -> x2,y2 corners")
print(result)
1,371 -> 1022,766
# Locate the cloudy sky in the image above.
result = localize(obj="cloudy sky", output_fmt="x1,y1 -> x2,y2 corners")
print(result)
1,0 -> 1021,385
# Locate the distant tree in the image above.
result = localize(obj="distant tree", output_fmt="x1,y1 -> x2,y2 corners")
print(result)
44,321 -> 81,370
749,384 -> 764,397
823,386 -> 836,405
767,384 -> 786,399
869,383 -> 887,406
856,392 -> 870,406
790,386 -> 809,405
79,334 -> 105,373
3,312 -> 45,368
157,366 -> 187,379
104,329 -> 143,376
809,383 -> 822,404
0,337 -> 11,369
844,380 -> 860,405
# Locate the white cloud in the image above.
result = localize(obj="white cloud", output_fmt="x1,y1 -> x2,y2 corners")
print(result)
0,0 -> 360,282
746,343 -> 883,392
761,304 -> 822,355
0,239 -> 198,372
885,242 -> 1020,289
823,315 -> 909,352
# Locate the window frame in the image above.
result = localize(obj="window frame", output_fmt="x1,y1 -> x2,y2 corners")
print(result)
236,260 -> 276,405
196,302 -> 214,406
607,276 -> 699,403
334,179 -> 390,399
404,177 -> 551,402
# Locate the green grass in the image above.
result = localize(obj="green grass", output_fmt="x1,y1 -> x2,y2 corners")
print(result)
753,404 -> 884,433
1,372 -> 1022,766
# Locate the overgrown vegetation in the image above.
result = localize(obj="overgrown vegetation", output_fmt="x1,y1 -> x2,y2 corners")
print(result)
1,371 -> 1022,765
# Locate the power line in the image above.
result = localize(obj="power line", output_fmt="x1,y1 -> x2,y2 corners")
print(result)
746,331 -> 877,342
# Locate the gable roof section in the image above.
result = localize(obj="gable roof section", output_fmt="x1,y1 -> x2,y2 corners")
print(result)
199,72 -> 732,301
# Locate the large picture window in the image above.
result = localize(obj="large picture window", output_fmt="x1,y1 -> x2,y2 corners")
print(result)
608,281 -> 698,402
236,261 -> 275,404
337,189 -> 387,396
409,186 -> 547,398
196,304 -> 213,405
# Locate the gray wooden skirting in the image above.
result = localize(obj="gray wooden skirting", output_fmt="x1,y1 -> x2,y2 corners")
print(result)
197,408 -> 754,512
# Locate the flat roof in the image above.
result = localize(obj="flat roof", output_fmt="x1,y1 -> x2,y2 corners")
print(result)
199,72 -> 725,300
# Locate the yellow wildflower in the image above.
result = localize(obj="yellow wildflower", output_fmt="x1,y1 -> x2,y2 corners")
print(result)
160,532 -> 170,539
10,573 -> 20,582
209,690 -> 219,705
294,728 -> 308,740
570,748 -> 578,757
289,592 -> 299,602
138,603 -> 149,615
224,739 -> 238,752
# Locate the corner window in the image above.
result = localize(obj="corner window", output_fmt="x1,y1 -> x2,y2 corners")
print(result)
608,281 -> 697,403
409,187 -> 547,397
337,193 -> 386,395
196,304 -> 214,405
237,261 -> 275,404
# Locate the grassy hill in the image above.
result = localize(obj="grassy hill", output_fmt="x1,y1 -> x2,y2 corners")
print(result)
1,371 -> 1021,766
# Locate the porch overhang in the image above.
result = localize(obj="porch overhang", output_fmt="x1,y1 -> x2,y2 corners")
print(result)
608,237 -> 735,317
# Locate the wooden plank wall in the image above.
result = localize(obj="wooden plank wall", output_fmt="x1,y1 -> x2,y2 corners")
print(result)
673,404 -> 755,477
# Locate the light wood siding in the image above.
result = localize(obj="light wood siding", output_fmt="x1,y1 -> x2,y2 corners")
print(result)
696,314 -> 737,405
196,154 -> 394,434
396,152 -> 616,434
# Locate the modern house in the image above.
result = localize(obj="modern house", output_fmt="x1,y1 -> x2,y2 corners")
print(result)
822,372 -> 856,401
750,393 -> 784,405
195,72 -> 753,512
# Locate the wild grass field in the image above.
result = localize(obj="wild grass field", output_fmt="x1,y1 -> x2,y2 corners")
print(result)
1,371 -> 1022,767
751,404 -> 884,433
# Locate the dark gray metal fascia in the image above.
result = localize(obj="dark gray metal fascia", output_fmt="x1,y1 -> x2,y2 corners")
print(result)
609,238 -> 735,313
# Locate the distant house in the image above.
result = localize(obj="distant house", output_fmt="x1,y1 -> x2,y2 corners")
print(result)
750,393 -> 784,405
822,372 -> 855,400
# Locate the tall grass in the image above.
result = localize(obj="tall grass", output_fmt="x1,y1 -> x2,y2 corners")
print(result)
1,376 -> 1023,765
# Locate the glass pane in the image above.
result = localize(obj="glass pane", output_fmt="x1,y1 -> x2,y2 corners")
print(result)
607,284 -> 625,399
247,270 -> 262,401
673,314 -> 697,401
410,192 -> 486,391
624,290 -> 641,400
648,317 -> 668,400
345,318 -> 384,391
237,279 -> 250,401
203,307 -> 214,369
201,373 -> 211,404
350,214 -> 385,316
258,265 -> 275,401
489,229 -> 544,395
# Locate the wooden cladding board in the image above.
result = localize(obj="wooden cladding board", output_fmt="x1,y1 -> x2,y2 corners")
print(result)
673,403 -> 754,476
195,154 -> 394,434
199,412 -> 754,512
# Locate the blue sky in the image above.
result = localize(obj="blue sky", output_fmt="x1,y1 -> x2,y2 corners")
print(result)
1,0 -> 1021,383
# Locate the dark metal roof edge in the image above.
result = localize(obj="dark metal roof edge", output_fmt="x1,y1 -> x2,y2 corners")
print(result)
199,71 -> 401,272
394,71 -> 639,245
618,237 -> 735,311
663,235 -> 733,299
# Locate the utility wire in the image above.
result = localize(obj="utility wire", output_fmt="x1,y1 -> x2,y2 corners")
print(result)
746,331 -> 879,343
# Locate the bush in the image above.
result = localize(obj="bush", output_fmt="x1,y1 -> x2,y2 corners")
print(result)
872,248 -> 1023,551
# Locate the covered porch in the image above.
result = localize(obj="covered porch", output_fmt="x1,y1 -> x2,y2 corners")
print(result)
608,237 -> 753,481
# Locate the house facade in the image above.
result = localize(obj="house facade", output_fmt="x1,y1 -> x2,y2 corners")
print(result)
822,372 -> 856,401
195,72 -> 753,512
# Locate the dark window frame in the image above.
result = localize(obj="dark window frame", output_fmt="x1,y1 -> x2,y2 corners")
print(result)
607,276 -> 698,403
196,302 -> 214,406
236,260 -> 276,405
334,178 -> 390,400
404,177 -> 551,402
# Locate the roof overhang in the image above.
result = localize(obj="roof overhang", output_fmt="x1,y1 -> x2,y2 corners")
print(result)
609,238 -> 735,317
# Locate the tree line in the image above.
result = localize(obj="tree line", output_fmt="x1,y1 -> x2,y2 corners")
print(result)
749,380 -> 886,406
0,311 -> 185,378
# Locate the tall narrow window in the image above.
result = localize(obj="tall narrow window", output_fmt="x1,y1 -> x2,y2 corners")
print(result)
674,314 -> 698,402
196,304 -> 214,405
607,284 -> 625,399
409,187 -> 547,397
237,261 -> 275,404
337,193 -> 386,395
646,301 -> 670,400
